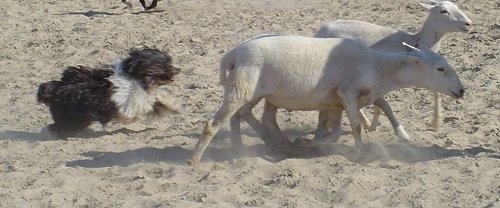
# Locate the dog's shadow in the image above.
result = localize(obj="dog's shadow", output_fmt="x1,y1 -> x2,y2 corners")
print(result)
66,129 -> 265,167
66,146 -> 192,167
55,10 -> 120,17
0,128 -> 153,142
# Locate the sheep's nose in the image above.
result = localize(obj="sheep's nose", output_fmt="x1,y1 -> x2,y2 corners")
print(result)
465,22 -> 472,27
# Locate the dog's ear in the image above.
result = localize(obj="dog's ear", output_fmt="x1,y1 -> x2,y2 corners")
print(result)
121,48 -> 175,79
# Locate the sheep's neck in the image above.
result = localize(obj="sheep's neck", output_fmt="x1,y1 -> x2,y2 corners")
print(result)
414,15 -> 446,51
375,53 -> 417,94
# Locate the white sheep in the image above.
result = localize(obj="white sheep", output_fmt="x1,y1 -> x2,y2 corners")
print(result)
262,0 -> 472,142
188,35 -> 464,165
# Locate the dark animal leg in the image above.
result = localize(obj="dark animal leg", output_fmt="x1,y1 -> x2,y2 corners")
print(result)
122,0 -> 133,8
140,0 -> 159,10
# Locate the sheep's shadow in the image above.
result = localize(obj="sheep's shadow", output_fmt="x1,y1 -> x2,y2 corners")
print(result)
316,141 -> 498,164
65,141 -> 497,168
63,127 -> 499,168
0,128 -> 154,142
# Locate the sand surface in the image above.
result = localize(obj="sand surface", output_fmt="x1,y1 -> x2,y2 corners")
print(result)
0,0 -> 499,207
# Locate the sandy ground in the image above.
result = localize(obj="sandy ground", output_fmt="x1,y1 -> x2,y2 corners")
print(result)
0,0 -> 499,207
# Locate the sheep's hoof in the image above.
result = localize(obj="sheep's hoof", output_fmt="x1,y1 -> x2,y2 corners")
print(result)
432,119 -> 441,132
187,158 -> 199,166
292,138 -> 317,148
367,121 -> 380,132
395,125 -> 410,142
398,138 -> 410,144
367,124 -> 378,132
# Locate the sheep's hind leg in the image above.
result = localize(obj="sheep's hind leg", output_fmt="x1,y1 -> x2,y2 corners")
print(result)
338,91 -> 364,149
321,109 -> 343,143
234,98 -> 273,145
373,97 -> 410,142
261,102 -> 289,144
189,99 -> 243,165
230,113 -> 243,147
368,106 -> 382,132
313,109 -> 332,140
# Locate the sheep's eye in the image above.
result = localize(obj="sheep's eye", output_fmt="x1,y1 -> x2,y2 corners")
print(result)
437,67 -> 445,72
440,10 -> 449,14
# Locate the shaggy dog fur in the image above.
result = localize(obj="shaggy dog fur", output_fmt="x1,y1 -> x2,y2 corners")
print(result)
121,0 -> 160,11
37,48 -> 180,139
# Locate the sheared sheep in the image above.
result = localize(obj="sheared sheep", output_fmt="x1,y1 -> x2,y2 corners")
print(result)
262,0 -> 472,142
188,35 -> 464,165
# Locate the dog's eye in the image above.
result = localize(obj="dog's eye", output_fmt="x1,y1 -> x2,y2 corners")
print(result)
440,10 -> 449,14
437,67 -> 445,72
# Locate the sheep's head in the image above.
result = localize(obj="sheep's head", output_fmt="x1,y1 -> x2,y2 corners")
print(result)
420,1 -> 472,33
403,42 -> 465,99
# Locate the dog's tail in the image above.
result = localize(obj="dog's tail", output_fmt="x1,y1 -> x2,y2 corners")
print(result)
37,81 -> 59,105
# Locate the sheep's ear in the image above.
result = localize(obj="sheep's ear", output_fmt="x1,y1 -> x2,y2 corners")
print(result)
419,3 -> 434,11
402,42 -> 421,53
428,0 -> 440,5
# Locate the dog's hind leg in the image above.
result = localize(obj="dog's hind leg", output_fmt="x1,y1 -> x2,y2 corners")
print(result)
48,108 -> 92,139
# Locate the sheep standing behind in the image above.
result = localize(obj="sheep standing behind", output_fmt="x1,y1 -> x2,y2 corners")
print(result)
262,0 -> 472,142
189,35 -> 464,165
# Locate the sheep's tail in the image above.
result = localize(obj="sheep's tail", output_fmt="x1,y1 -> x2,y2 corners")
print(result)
219,53 -> 234,86
219,34 -> 281,86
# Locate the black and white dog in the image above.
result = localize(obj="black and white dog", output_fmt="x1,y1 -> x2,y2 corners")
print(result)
37,48 -> 180,139
121,0 -> 160,11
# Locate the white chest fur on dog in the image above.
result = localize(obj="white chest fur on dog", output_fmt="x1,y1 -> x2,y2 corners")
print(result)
109,60 -> 180,123
109,75 -> 157,122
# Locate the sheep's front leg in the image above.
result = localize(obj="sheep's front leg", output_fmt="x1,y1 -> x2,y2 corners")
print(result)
262,102 -> 289,143
339,91 -> 364,148
432,92 -> 442,132
237,98 -> 275,145
373,97 -> 410,142
357,109 -> 372,130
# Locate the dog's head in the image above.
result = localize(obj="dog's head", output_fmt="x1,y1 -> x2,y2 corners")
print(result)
119,48 -> 180,89
37,81 -> 60,105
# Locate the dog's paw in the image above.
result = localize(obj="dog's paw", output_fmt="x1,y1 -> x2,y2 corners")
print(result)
40,126 -> 59,140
